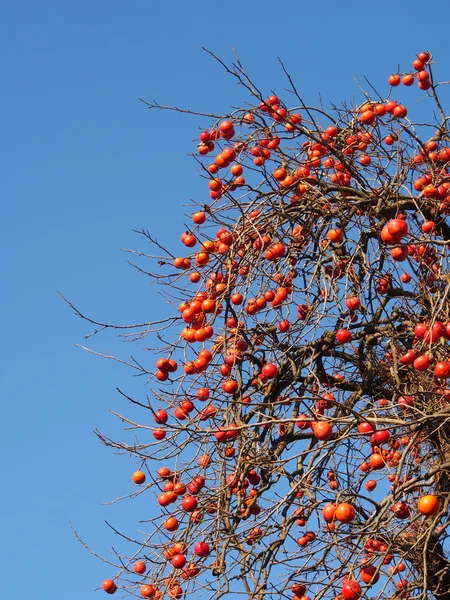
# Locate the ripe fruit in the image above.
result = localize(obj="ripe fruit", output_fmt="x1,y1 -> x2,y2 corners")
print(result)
335,502 -> 356,523
434,362 -> 450,379
373,429 -> 390,444
291,583 -> 307,596
154,409 -> 168,424
311,421 -> 332,441
265,242 -> 286,260
414,322 -> 428,339
231,293 -> 243,305
403,74 -> 414,86
369,453 -> 385,470
273,167 -> 287,181
164,517 -> 179,531
322,503 -> 336,522
374,103 -> 386,116
194,541 -> 210,557
390,245 -> 408,261
222,379 -> 239,394
360,564 -> 379,584
392,501 -> 410,519
278,319 -> 290,332
327,228 -> 343,243
296,414 -> 310,429
181,233 -> 197,247
132,471 -> 146,485
133,561 -> 147,574
168,584 -> 183,599
393,105 -> 407,119
155,369 -> 169,381
388,74 -> 401,86
158,491 -> 177,506
397,395 -> 414,410
385,100 -> 397,113
381,226 -> 398,244
360,110 -> 375,125
423,184 -> 438,198
140,585 -> 156,598
262,363 -> 278,378
219,120 -> 234,135
102,579 -> 117,594
173,482 -> 187,496
387,218 -> 408,239
336,329 -> 352,344
422,220 -> 435,233
345,296 -> 361,311
417,494 -> 440,515
341,579 -> 361,600
214,425 -> 239,442
400,349 -> 417,365
357,421 -> 375,434
182,495 -> 198,512
158,466 -> 171,479
401,272 -> 412,283
413,355 -> 430,372
196,387 -> 210,401
171,554 -> 187,569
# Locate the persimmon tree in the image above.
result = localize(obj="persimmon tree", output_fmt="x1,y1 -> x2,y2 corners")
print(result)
67,50 -> 450,600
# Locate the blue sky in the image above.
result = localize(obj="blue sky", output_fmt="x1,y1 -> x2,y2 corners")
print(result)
2,0 -> 449,597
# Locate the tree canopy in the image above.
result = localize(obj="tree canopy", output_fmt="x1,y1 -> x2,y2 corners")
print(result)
69,50 -> 450,600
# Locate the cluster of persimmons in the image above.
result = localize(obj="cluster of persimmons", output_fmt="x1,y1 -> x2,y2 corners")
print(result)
91,51 -> 450,600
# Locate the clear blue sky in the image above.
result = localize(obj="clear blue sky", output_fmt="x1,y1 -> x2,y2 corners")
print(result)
1,1 -> 448,597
